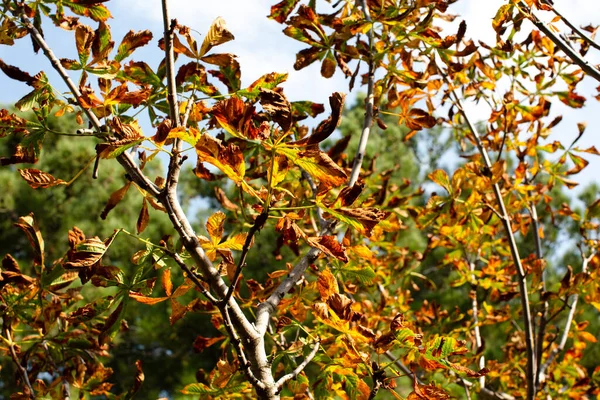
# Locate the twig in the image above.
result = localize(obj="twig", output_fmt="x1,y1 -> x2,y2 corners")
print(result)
517,1 -> 600,83
527,184 -> 547,392
468,253 -> 486,389
4,325 -> 36,399
218,212 -> 268,307
538,253 -> 594,382
181,93 -> 195,127
275,339 -> 321,391
161,1 -> 184,194
446,80 -> 537,400
348,0 -> 375,187
383,351 -> 422,383
168,251 -> 219,304
301,170 -> 326,230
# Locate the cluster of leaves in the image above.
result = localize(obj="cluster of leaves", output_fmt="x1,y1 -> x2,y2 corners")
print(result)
0,0 -> 599,399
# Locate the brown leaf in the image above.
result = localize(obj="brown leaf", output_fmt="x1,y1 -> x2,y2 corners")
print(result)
214,187 -> 239,211
100,182 -> 132,220
116,30 -> 153,62
291,92 -> 345,146
0,58 -> 34,84
259,88 -> 292,132
136,199 -> 149,234
18,168 -> 67,189
307,235 -> 348,262
269,0 -> 301,23
193,335 -> 225,353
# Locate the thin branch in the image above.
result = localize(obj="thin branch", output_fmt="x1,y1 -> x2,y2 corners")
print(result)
527,184 -> 547,392
446,81 -> 537,400
168,251 -> 219,304
538,253 -> 594,382
218,212 -> 268,307
348,0 -> 375,187
275,339 -> 320,391
4,325 -> 36,399
222,305 -> 265,390
548,4 -> 600,51
161,1 -> 184,194
255,245 -> 324,335
181,93 -> 195,128
518,1 -> 600,83
468,254 -> 486,389
302,170 -> 326,230
161,0 -> 180,124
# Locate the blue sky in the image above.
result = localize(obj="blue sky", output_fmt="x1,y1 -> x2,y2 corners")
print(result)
0,0 -> 598,190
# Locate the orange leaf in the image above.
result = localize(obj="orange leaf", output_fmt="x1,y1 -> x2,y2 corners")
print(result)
317,268 -> 339,300
129,292 -> 169,305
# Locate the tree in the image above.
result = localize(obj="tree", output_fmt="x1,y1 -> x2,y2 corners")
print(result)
0,1 -> 599,399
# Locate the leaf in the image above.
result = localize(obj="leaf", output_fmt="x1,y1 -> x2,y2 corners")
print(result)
429,169 -> 452,194
275,147 -> 347,190
18,168 -> 67,189
259,88 -> 292,132
14,213 -> 45,269
100,182 -> 131,219
320,51 -> 337,78
291,92 -> 345,146
203,53 -> 241,93
129,292 -> 169,305
199,211 -> 248,263
64,237 -> 106,269
0,58 -> 34,84
318,268 -> 339,300
307,235 -> 348,262
195,134 -> 257,196
269,0 -> 301,23
199,17 -> 235,57
136,199 -> 149,234
211,96 -> 268,140
238,72 -> 288,100
115,30 -> 153,62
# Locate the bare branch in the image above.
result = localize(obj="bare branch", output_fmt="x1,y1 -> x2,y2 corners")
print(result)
168,251 -> 219,304
518,1 -> 600,83
538,253 -> 594,382
219,212 -> 268,308
161,0 -> 180,124
275,339 -> 321,391
348,0 -> 375,187
468,254 -> 486,389
446,81 -> 537,400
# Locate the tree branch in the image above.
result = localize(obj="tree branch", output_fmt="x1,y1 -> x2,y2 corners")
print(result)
446,81 -> 537,400
218,212 -> 268,308
168,251 -> 219,304
4,324 -> 36,399
222,305 -> 265,390
538,253 -> 594,382
468,254 -> 486,389
275,339 -> 320,391
348,0 -> 375,187
518,1 -> 600,83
